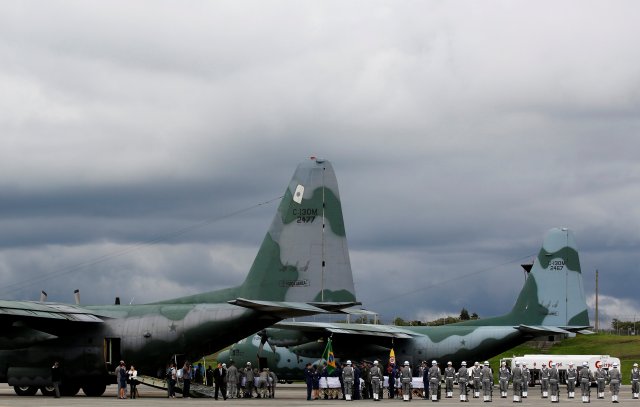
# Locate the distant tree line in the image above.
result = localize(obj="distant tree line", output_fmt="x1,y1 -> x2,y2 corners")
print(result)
393,308 -> 479,326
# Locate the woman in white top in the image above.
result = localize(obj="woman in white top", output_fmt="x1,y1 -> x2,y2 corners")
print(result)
128,365 -> 138,399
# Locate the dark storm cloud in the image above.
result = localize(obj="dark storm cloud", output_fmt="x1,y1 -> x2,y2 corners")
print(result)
1,1 -> 640,327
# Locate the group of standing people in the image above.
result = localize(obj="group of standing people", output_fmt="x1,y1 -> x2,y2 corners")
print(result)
168,360 -> 277,400
324,358 -> 633,404
114,360 -> 138,399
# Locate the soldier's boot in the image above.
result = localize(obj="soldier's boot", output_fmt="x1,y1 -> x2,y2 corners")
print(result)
447,391 -> 453,398
513,395 -> 520,403
599,392 -> 605,399
403,394 -> 410,402
346,394 -> 351,401
543,391 -> 548,398
432,393 -> 438,401
475,391 -> 480,398
569,391 -> 574,398
634,393 -> 639,399
523,391 -> 528,398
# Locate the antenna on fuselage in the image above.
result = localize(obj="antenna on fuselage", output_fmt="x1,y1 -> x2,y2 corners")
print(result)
115,296 -> 121,305
40,290 -> 47,302
74,289 -> 80,305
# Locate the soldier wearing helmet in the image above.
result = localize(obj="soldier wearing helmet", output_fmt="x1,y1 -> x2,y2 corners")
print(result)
400,361 -> 412,401
579,361 -> 592,403
540,362 -> 549,398
444,361 -> 456,398
632,362 -> 640,399
370,360 -> 382,401
458,361 -> 469,402
498,361 -> 510,398
566,361 -> 577,399
481,361 -> 493,402
609,362 -> 621,403
342,360 -> 354,401
549,362 -> 560,402
595,362 -> 608,399
511,361 -> 523,403
428,360 -> 441,401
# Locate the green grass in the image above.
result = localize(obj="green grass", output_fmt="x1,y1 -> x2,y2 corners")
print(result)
489,333 -> 640,384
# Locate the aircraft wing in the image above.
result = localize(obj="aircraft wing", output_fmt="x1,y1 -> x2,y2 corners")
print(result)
228,299 -> 359,318
0,300 -> 106,323
274,321 -> 416,339
0,300 -> 107,349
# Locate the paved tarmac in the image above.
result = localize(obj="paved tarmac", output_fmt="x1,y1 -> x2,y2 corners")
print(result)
0,384 -> 635,407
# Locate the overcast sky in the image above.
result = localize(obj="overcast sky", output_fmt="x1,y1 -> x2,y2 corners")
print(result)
1,1 -> 639,328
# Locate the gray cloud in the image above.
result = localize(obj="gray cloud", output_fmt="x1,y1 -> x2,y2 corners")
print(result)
1,1 -> 639,326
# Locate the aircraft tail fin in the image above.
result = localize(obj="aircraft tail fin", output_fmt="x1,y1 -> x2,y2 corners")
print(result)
506,227 -> 590,328
234,157 -> 356,303
462,228 -> 590,328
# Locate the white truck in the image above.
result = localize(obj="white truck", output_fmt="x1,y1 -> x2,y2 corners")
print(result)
500,355 -> 621,385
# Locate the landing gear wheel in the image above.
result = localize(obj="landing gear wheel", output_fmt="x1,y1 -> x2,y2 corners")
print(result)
14,386 -> 38,396
82,382 -> 107,397
40,385 -> 56,396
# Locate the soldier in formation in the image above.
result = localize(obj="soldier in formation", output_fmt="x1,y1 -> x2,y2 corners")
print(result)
428,360 -> 441,402
609,362 -> 621,403
579,361 -> 592,403
342,360 -> 355,401
595,363 -> 608,399
540,363 -> 549,399
511,361 -> 523,403
444,361 -> 456,398
458,361 -> 469,402
548,362 -> 559,403
481,361 -> 493,402
370,360 -> 382,401
521,363 -> 530,398
472,362 -> 482,399
632,362 -> 640,399
498,361 -> 510,398
400,361 -> 412,402
566,361 -> 577,399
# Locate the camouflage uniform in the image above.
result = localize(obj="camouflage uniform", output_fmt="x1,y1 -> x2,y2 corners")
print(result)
609,365 -> 621,403
226,364 -> 239,399
444,363 -> 456,398
243,364 -> 255,398
458,363 -> 469,402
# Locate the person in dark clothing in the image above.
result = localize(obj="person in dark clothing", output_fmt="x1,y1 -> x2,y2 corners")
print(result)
312,365 -> 320,399
388,363 -> 396,399
353,363 -> 361,400
304,363 -> 313,401
206,365 -> 214,387
335,363 -> 345,400
213,362 -> 227,400
51,361 -> 61,398
182,362 -> 192,398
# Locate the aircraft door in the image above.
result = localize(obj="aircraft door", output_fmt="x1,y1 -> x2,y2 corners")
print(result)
104,338 -> 121,371
258,357 -> 268,371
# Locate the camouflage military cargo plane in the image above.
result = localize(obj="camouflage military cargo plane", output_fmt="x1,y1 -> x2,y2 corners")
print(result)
0,157 -> 358,396
218,228 -> 591,378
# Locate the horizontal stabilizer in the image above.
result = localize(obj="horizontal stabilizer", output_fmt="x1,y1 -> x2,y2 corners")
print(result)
307,302 -> 362,313
517,325 -> 572,335
275,321 -> 416,339
228,298 -> 332,318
